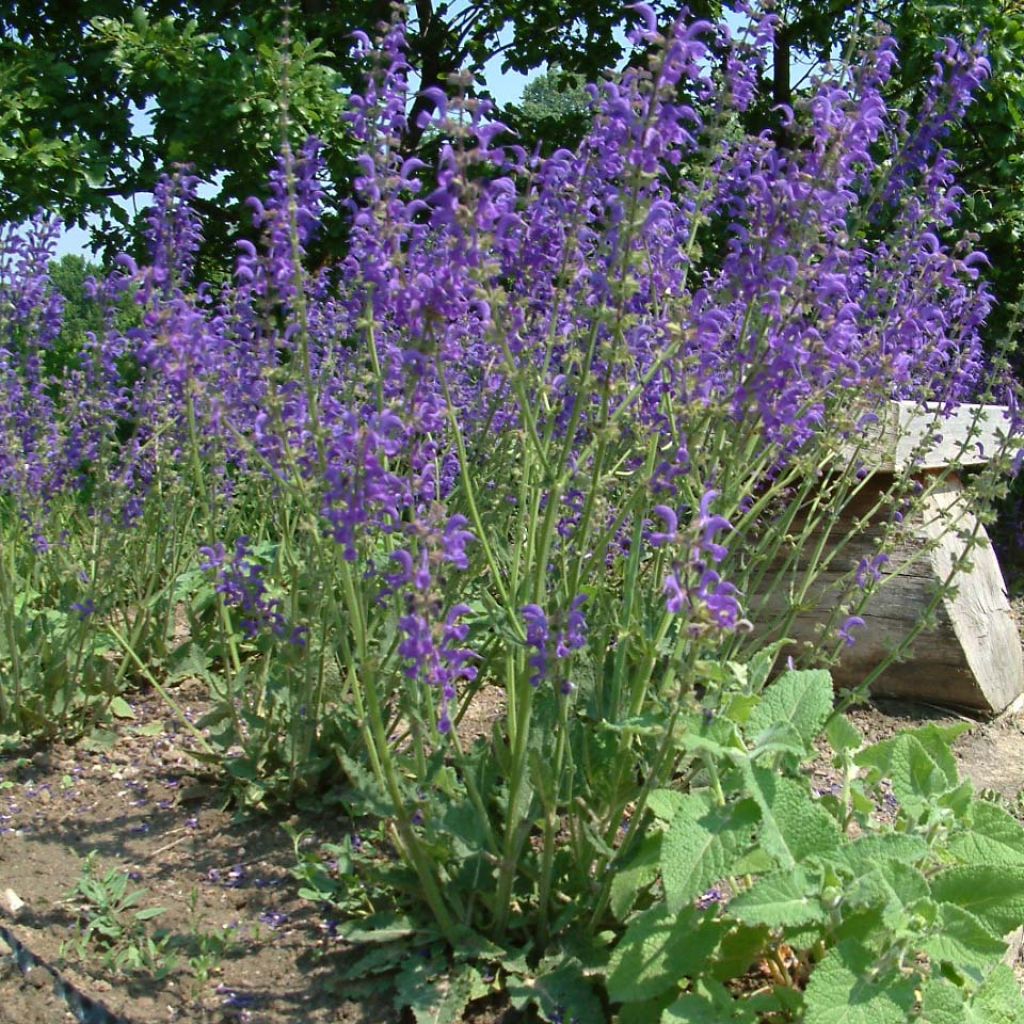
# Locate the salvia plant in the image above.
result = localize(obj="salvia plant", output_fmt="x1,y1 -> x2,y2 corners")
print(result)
2,1 -> 1024,1019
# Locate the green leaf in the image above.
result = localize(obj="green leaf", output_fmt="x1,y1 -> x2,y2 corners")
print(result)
825,715 -> 862,753
336,913 -> 422,945
662,979 -> 758,1023
728,869 -> 826,928
745,669 -> 832,750
741,766 -> 841,869
396,958 -> 477,1024
887,732 -> 959,808
929,864 -> 1024,935
846,860 -> 929,924
611,832 -> 662,921
823,834 -> 930,877
856,723 -> 967,782
922,903 -> 1007,977
648,789 -> 687,822
339,942 -> 412,980
617,993 -> 677,1024
920,979 -> 966,1024
133,905 -> 167,922
803,940 -> 916,1024
662,796 -> 758,912
948,800 -> 1024,866
707,924 -> 771,982
606,905 -> 724,1004
508,963 -> 605,1024
109,696 -> 135,719
963,965 -> 1024,1024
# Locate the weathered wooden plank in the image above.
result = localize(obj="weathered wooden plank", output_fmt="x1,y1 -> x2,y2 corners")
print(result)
751,472 -> 1024,712
853,401 -> 1012,472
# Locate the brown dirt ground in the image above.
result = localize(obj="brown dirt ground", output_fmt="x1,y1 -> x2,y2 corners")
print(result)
2,678 -> 1023,1024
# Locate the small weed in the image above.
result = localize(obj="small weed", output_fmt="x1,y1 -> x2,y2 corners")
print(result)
180,886 -> 235,999
63,851 -> 175,978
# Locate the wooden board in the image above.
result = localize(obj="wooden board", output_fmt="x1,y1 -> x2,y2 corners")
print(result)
853,401 -> 1013,472
751,474 -> 1024,713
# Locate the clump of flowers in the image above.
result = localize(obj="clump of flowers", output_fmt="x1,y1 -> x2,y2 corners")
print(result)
0,1 -> 1020,980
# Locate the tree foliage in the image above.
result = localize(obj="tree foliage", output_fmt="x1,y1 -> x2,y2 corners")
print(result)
2,0 -> 1022,317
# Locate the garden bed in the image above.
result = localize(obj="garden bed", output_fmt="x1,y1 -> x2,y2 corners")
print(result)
2,682 -> 1023,1024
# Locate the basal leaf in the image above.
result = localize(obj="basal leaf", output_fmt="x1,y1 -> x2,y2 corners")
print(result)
803,940 -> 916,1024
109,696 -> 135,719
611,832 -> 662,921
662,795 -> 758,912
929,864 -> 1024,936
519,963 -> 605,1024
408,964 -> 479,1024
745,669 -> 833,750
606,905 -> 724,1004
662,978 -> 758,1023
728,869 -> 826,928
337,913 -> 421,945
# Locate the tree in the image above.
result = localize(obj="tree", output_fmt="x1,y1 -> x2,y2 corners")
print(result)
2,0 -> 1021,317
506,67 -> 592,154
0,1 -> 719,274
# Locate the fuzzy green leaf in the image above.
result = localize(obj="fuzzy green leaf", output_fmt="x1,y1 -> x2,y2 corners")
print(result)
741,767 -> 841,869
963,965 -> 1024,1024
846,860 -> 929,924
406,964 -> 479,1024
729,869 -> 826,928
929,865 -> 1024,935
947,800 -> 1024,866
662,795 -> 758,912
887,733 -> 959,808
708,924 -> 771,982
745,669 -> 833,750
648,789 -> 687,822
508,963 -> 605,1024
803,941 -> 916,1024
606,905 -> 724,1004
922,903 -> 1007,977
919,980 -> 966,1024
662,979 -> 758,1023
856,724 -> 967,783
823,834 -> 930,877
611,832 -> 663,921
825,715 -> 863,753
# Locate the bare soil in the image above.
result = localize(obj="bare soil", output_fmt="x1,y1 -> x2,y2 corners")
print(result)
2,681 -> 1024,1024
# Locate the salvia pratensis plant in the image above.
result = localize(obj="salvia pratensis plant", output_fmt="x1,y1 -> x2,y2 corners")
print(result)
2,2 -> 1024,1019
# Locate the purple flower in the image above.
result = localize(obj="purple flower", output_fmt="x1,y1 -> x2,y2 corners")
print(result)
649,505 -> 679,547
695,570 -> 743,631
521,604 -> 550,687
838,616 -> 866,646
696,490 -> 732,565
855,554 -> 889,588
